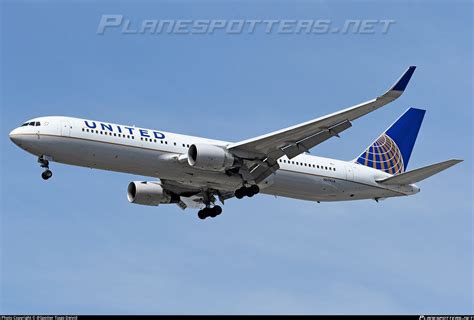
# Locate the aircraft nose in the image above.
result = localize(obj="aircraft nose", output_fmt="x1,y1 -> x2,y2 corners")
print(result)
9,128 -> 22,145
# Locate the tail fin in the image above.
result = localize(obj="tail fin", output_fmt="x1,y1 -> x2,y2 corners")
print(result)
355,107 -> 426,174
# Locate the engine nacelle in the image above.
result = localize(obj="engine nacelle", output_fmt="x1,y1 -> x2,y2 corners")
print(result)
187,144 -> 235,171
127,181 -> 172,206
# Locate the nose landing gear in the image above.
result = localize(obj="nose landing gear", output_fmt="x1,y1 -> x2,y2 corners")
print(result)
41,169 -> 53,180
38,155 -> 53,180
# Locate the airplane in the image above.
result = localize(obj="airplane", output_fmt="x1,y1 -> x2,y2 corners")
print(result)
9,66 -> 462,219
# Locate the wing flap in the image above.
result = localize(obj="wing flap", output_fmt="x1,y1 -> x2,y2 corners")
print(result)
280,119 -> 352,159
376,159 -> 463,185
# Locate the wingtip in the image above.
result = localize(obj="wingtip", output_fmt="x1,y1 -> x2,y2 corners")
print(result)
444,159 -> 464,167
390,66 -> 417,92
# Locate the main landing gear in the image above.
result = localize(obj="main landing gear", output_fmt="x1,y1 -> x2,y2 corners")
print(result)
234,185 -> 260,199
198,205 -> 223,220
197,190 -> 223,220
38,156 -> 53,180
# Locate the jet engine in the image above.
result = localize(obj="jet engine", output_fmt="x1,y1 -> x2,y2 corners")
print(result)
187,144 -> 235,171
127,181 -> 173,206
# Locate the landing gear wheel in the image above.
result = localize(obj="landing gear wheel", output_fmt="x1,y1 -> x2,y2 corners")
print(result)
214,205 -> 222,216
249,185 -> 260,195
198,206 -> 223,219
209,206 -> 222,218
235,188 -> 245,199
246,188 -> 255,197
235,185 -> 260,199
198,209 -> 207,220
38,156 -> 53,180
41,169 -> 53,180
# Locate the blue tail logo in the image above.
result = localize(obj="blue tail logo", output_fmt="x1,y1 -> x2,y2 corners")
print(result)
355,108 -> 426,174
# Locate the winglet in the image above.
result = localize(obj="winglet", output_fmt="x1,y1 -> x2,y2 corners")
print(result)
390,66 -> 416,92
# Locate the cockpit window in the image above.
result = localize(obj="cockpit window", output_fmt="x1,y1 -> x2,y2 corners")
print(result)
20,121 -> 40,127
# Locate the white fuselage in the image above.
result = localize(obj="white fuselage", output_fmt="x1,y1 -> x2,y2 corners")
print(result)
9,116 -> 419,202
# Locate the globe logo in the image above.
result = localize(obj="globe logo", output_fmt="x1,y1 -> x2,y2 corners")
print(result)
357,134 -> 405,174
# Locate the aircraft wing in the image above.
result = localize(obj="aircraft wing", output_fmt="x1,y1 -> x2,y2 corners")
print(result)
228,66 -> 416,184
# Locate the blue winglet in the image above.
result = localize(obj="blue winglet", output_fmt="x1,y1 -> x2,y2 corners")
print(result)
391,66 -> 416,92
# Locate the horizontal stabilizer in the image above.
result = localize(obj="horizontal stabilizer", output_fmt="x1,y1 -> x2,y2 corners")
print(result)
376,159 -> 462,185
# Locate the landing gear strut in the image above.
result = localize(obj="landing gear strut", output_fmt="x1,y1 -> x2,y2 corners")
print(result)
38,156 -> 53,180
234,185 -> 260,199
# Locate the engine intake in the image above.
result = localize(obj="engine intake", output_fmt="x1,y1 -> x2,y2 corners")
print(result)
188,144 -> 234,171
127,181 -> 172,206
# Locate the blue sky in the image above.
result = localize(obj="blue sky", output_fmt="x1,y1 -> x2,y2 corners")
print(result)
1,0 -> 472,315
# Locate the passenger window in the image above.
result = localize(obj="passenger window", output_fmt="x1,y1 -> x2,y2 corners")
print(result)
325,166 -> 328,170
114,133 -> 116,136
